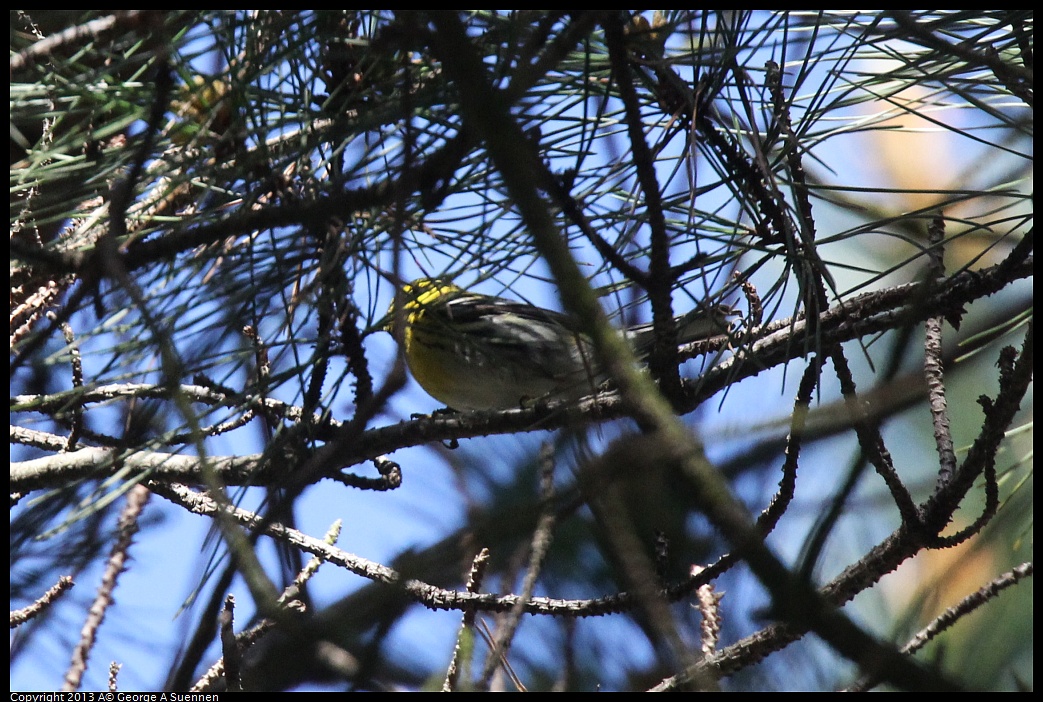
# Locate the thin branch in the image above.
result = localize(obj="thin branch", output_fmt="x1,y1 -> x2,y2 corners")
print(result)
11,11 -> 165,73
10,575 -> 75,628
479,444 -> 558,690
924,216 -> 957,489
846,561 -> 1033,691
62,485 -> 150,692
442,549 -> 491,691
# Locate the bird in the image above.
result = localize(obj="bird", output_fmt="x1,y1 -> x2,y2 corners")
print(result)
383,278 -> 735,411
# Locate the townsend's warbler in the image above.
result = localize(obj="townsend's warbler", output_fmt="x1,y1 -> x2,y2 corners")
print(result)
384,278 -> 735,411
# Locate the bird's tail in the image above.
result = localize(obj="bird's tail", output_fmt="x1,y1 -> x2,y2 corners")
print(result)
624,302 -> 737,358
